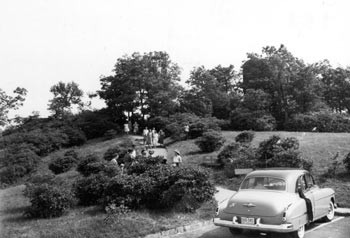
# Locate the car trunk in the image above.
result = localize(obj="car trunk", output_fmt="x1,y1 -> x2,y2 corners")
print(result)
225,190 -> 298,217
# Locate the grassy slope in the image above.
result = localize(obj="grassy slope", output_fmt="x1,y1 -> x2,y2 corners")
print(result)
167,131 -> 350,207
0,135 -> 214,238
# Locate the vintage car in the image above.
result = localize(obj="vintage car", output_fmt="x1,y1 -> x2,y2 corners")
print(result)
214,169 -> 336,238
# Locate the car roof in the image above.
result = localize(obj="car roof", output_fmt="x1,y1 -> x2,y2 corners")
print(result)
245,169 -> 307,192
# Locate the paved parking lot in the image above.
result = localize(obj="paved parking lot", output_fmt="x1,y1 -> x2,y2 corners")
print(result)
169,216 -> 350,238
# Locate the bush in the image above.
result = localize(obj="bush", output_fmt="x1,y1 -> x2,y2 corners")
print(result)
0,145 -> 41,185
77,154 -> 119,177
285,112 -> 350,132
24,183 -> 74,218
230,109 -> 276,131
64,149 -> 80,161
195,130 -> 225,153
165,113 -> 222,141
256,135 -> 312,170
62,126 -> 87,147
160,166 -> 216,212
73,110 -> 120,139
235,131 -> 255,144
49,156 -> 77,174
103,173 -> 154,209
73,173 -> 111,206
103,146 -> 128,164
103,129 -> 118,140
344,153 -> 350,172
127,155 -> 166,175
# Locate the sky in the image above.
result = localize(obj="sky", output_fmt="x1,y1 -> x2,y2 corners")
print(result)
1,0 -> 350,118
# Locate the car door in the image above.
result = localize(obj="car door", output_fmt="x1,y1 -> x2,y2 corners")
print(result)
305,173 -> 327,219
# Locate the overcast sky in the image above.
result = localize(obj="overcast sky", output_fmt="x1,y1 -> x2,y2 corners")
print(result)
1,0 -> 349,118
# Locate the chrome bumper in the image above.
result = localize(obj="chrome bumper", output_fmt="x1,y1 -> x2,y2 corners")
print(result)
213,217 -> 295,233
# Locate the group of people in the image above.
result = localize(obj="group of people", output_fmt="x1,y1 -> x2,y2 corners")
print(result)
142,127 -> 165,148
124,121 -> 139,135
110,144 -> 183,172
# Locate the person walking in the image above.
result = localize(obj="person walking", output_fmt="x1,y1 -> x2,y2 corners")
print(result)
133,122 -> 139,135
159,129 -> 165,146
143,127 -> 149,145
172,149 -> 182,167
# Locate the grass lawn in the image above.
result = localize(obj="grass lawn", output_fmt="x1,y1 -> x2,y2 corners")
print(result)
0,185 -> 215,238
0,135 -> 216,238
166,131 -> 350,207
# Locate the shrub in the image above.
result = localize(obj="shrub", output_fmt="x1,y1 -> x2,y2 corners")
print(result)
0,145 -> 41,185
256,135 -> 312,170
49,156 -> 77,174
77,154 -> 119,177
164,113 -> 222,141
160,166 -> 216,212
147,116 -> 169,131
344,152 -> 350,172
235,131 -> 255,144
285,112 -> 350,132
127,155 -> 166,175
103,129 -> 118,140
217,142 -> 241,165
103,145 -> 127,162
64,149 -> 80,161
24,183 -> 74,218
62,126 -> 87,147
73,173 -> 111,206
73,110 -> 120,139
103,173 -> 154,209
195,130 -> 225,153
230,109 -> 276,131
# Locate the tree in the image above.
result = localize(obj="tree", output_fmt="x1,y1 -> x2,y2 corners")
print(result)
184,65 -> 238,119
98,51 -> 182,121
0,87 -> 27,126
242,45 -> 323,126
48,81 -> 84,118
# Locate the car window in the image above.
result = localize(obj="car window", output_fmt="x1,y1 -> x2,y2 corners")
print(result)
241,176 -> 286,191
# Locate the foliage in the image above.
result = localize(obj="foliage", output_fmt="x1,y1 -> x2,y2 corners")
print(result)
24,183 -> 74,218
160,166 -> 216,212
103,129 -> 118,140
256,135 -> 311,170
235,131 -> 255,144
0,87 -> 27,126
343,152 -> 350,172
48,81 -> 84,118
48,156 -> 77,174
147,116 -> 169,131
98,51 -> 182,121
285,111 -> 350,132
230,108 -> 277,131
182,65 -> 238,119
0,144 -> 41,185
73,110 -> 120,139
242,45 -> 324,127
165,113 -> 222,141
103,145 -> 128,162
77,154 -> 119,177
103,173 -> 154,209
195,130 -> 225,153
73,173 -> 111,206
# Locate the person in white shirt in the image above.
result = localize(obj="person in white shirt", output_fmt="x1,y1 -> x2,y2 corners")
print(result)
172,149 -> 182,167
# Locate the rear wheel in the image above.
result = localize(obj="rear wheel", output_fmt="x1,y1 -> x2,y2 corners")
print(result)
290,224 -> 305,238
229,228 -> 243,235
323,201 -> 335,222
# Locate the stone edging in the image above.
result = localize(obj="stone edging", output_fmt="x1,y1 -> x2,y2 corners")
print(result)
144,219 -> 213,238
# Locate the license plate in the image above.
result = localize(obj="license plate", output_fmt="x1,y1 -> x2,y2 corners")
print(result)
241,217 -> 255,225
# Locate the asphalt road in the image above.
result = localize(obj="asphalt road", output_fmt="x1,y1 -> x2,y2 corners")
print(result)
170,216 -> 350,238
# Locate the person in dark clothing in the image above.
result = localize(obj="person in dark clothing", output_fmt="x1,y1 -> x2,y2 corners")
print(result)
298,177 -> 313,222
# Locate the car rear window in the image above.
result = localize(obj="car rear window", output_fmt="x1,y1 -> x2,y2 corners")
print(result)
240,176 -> 286,191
